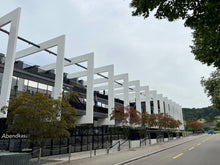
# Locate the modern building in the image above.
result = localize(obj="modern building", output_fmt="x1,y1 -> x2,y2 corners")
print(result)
0,8 -> 184,130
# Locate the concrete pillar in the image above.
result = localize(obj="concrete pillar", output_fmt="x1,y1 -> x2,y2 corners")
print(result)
129,80 -> 141,113
17,78 -> 24,91
17,35 -> 66,99
150,90 -> 158,114
157,94 -> 164,114
66,53 -> 94,124
0,8 -> 21,118
93,65 -> 114,126
140,86 -> 150,114
114,74 -> 129,107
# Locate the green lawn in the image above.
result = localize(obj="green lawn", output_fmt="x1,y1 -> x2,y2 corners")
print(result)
213,119 -> 220,124
197,116 -> 220,125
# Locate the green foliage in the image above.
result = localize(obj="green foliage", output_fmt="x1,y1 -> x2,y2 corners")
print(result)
214,127 -> 220,131
130,1 -> 220,110
201,69 -> 220,110
216,122 -> 220,128
110,105 -> 140,126
204,114 -> 215,122
182,107 -> 220,121
186,120 -> 203,131
1,92 -> 77,147
130,0 -> 220,68
203,127 -> 211,131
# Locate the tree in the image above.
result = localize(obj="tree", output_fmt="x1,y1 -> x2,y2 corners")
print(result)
1,91 -> 77,149
156,113 -> 166,130
141,112 -> 150,128
216,122 -> 220,128
128,106 -> 141,125
130,0 -> 220,68
147,113 -> 157,129
130,1 -> 220,108
186,120 -> 203,131
111,105 -> 141,139
110,105 -> 141,126
201,69 -> 220,109
110,105 -> 129,125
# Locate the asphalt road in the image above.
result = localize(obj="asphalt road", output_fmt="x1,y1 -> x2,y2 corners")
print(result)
125,134 -> 220,165
59,135 -> 209,165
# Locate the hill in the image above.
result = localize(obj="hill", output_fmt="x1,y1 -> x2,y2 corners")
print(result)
182,107 -> 220,122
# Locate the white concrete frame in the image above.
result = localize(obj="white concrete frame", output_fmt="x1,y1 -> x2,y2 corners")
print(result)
114,80 -> 141,127
157,94 -> 164,114
176,103 -> 180,121
168,99 -> 174,118
173,102 -> 178,120
166,98 -> 171,116
128,80 -> 141,113
98,74 -> 129,126
179,105 -> 184,130
114,74 -> 129,107
16,35 -> 66,99
68,64 -> 114,125
0,8 -> 21,118
172,101 -> 175,119
140,86 -> 150,114
149,90 -> 158,114
95,65 -> 115,126
163,97 -> 169,115
43,53 -> 94,124
81,65 -> 114,125
114,81 -> 143,114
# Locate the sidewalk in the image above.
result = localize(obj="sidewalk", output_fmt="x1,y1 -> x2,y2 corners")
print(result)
31,134 -> 206,165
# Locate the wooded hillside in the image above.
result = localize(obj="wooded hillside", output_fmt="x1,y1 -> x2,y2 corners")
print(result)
183,107 -> 220,122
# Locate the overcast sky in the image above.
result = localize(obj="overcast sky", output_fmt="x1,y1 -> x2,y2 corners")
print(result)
0,0 -> 215,108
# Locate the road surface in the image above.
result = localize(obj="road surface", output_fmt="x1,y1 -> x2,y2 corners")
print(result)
125,134 -> 219,165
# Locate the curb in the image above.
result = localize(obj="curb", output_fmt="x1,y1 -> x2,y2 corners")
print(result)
114,135 -> 203,165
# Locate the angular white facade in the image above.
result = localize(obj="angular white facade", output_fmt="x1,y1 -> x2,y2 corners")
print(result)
0,8 -> 184,130
0,8 -> 21,117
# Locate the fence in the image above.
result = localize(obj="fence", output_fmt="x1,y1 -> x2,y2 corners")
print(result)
1,130 -> 196,165
29,131 -> 192,165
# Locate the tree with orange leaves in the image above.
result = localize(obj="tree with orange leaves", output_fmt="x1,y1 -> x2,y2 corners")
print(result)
141,112 -> 150,128
110,105 -> 140,126
156,113 -> 165,130
110,105 -> 129,125
128,106 -> 141,125
148,113 -> 157,129
186,120 -> 203,131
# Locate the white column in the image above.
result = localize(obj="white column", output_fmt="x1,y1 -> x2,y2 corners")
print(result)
140,86 -> 150,114
114,74 -> 129,107
179,104 -> 184,130
17,78 -> 24,91
164,97 -> 169,115
150,90 -> 158,114
94,65 -> 114,126
0,8 -> 21,118
53,36 -> 65,99
16,35 -> 66,99
46,52 -> 94,124
168,99 -> 174,118
66,53 -> 94,124
157,94 -> 164,114
129,80 -> 141,113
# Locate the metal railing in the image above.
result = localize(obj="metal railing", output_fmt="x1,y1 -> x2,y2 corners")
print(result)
107,138 -> 129,154
140,135 -> 151,147
156,135 -> 164,143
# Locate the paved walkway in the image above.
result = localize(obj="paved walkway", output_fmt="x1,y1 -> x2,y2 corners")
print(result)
31,134 -> 206,165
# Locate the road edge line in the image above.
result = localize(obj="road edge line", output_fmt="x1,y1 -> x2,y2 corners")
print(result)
114,135 -> 204,165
